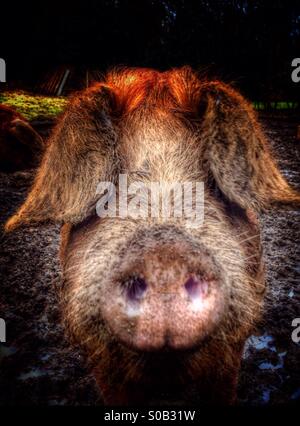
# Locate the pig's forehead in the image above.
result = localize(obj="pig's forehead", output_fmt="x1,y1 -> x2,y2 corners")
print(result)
116,124 -> 204,181
119,111 -> 194,143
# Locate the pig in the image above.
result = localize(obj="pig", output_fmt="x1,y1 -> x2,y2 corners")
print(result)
5,67 -> 300,405
0,104 -> 44,172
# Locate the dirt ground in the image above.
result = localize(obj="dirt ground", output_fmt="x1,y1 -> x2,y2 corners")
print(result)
0,112 -> 299,406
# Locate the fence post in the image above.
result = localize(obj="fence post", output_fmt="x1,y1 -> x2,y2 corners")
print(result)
0,318 -> 6,342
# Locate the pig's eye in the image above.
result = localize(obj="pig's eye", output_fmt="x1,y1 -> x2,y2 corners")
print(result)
208,175 -> 227,204
208,175 -> 247,219
124,276 -> 147,302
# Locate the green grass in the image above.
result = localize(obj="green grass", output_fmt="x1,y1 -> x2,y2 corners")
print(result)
253,101 -> 299,110
0,91 -> 68,120
0,91 -> 298,120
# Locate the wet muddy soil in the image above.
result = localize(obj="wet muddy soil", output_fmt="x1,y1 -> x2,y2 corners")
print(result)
0,113 -> 299,406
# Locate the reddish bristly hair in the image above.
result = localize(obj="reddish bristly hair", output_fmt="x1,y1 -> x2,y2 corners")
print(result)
94,66 -> 203,116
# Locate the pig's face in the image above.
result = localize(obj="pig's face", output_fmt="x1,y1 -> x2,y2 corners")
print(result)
6,67 -> 299,361
61,112 -> 264,353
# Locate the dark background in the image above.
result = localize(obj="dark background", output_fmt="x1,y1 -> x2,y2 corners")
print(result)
1,0 -> 300,102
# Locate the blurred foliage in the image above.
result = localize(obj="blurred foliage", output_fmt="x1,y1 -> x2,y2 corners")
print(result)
0,92 -> 67,120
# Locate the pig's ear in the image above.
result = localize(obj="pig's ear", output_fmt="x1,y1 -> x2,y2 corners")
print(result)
5,85 -> 116,232
200,81 -> 300,211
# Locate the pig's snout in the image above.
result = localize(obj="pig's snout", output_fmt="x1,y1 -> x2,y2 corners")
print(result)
101,245 -> 226,352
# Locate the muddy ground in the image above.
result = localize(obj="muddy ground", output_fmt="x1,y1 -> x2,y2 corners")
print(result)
0,112 -> 299,406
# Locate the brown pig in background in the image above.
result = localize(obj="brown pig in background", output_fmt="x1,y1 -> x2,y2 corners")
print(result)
5,67 -> 300,405
0,105 -> 44,172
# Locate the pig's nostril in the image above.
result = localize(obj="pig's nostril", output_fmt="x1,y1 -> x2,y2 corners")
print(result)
184,276 -> 209,299
126,276 -> 147,302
